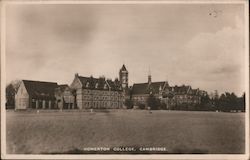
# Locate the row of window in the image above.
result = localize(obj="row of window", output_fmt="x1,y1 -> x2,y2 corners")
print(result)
82,101 -> 121,108
78,89 -> 120,96
63,96 -> 74,102
133,96 -> 146,101
175,99 -> 200,104
30,98 -> 55,109
31,99 -> 53,103
83,95 -> 121,101
175,95 -> 199,99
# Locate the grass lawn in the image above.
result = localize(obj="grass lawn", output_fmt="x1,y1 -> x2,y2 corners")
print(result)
6,109 -> 245,154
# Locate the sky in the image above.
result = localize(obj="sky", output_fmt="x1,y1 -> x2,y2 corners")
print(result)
5,3 -> 246,96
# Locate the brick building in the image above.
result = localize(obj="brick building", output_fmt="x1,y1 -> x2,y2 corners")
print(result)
70,74 -> 123,109
130,72 -> 205,108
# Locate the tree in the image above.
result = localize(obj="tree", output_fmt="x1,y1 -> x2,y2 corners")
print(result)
197,95 -> 212,111
213,90 -> 220,110
239,92 -> 246,112
6,84 -> 15,109
147,94 -> 160,110
138,103 -> 146,110
124,99 -> 134,109
160,102 -> 167,110
5,80 -> 21,109
217,92 -> 242,112
11,80 -> 22,93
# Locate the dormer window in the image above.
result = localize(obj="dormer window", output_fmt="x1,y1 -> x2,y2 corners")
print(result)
104,84 -> 107,89
95,83 -> 98,88
86,82 -> 89,87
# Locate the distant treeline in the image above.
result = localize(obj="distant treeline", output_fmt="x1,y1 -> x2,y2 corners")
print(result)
125,92 -> 245,112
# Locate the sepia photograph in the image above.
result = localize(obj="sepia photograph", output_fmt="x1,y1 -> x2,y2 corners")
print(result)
1,0 -> 249,159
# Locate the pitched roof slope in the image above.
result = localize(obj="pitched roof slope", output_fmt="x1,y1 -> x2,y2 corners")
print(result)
132,81 -> 165,95
57,84 -> 68,91
22,80 -> 58,99
77,76 -> 122,91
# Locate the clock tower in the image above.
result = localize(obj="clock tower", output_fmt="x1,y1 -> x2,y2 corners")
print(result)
119,64 -> 128,89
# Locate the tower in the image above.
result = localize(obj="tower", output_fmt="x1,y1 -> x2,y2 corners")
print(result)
119,64 -> 128,89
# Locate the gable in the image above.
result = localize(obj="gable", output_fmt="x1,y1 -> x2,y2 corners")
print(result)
70,77 -> 82,89
16,81 -> 29,98
132,81 -> 166,95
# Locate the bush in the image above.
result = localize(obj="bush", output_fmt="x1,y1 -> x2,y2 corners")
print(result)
124,99 -> 134,109
160,102 -> 167,110
138,103 -> 146,110
147,94 -> 161,110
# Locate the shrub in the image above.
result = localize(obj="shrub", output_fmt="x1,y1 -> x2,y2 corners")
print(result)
138,103 -> 146,110
160,102 -> 167,110
124,99 -> 134,109
147,94 -> 161,110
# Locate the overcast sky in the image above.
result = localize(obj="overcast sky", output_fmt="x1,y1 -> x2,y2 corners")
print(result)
5,3 -> 246,95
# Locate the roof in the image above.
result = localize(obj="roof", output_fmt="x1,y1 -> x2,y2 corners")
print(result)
57,84 -> 68,91
120,64 -> 127,72
132,81 -> 166,95
55,84 -> 74,93
169,85 -> 199,95
78,76 -> 122,91
132,82 -> 200,96
22,80 -> 58,99
172,85 -> 190,95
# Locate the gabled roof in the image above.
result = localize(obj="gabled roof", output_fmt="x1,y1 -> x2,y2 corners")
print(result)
22,80 -> 58,99
77,75 -> 122,91
56,84 -> 74,92
168,85 -> 200,95
172,85 -> 190,95
132,81 -> 166,95
132,82 -> 201,96
190,88 -> 200,95
57,84 -> 68,91
120,64 -> 127,72
106,79 -> 122,91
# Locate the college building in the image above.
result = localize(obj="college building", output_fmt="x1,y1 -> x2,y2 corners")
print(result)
14,65 -> 127,110
70,74 -> 124,109
130,70 -> 207,108
14,64 -> 207,110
